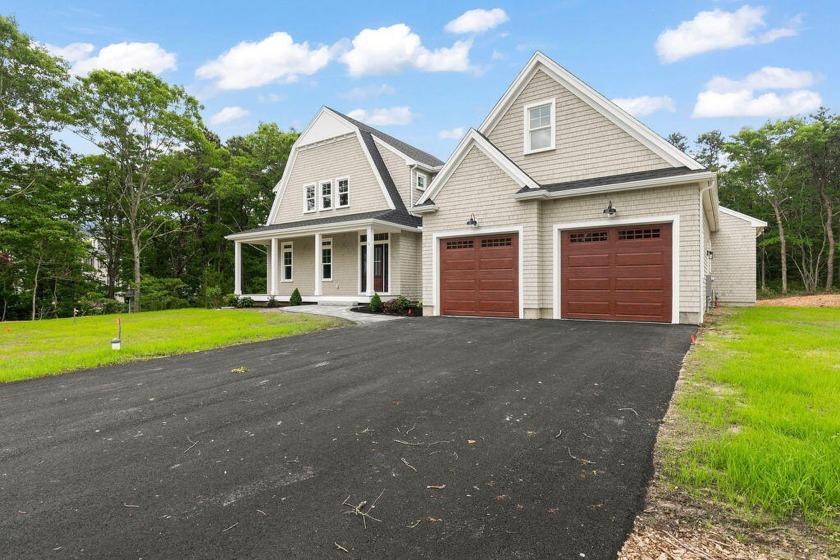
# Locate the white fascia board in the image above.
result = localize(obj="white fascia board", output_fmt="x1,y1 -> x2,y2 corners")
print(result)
225,218 -> 418,242
418,130 -> 538,205
719,206 -> 768,228
511,171 -> 716,201
478,51 -> 704,171
409,204 -> 438,214
354,130 -> 396,211
371,136 -> 442,173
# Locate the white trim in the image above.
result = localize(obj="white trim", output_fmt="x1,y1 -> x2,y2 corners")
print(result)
266,147 -> 298,225
225,218 -> 419,242
552,215 -> 681,324
319,179 -> 334,211
409,204 -> 438,214
234,241 -> 242,296
270,238 -> 279,295
478,52 -> 703,170
321,237 -> 333,281
358,232 -> 392,296
512,171 -> 716,201
336,176 -> 350,208
417,129 -> 538,205
371,134 -> 443,173
303,183 -> 316,213
523,98 -> 556,154
240,294 -> 376,304
719,206 -> 768,228
281,241 -> 294,283
431,225 -> 525,319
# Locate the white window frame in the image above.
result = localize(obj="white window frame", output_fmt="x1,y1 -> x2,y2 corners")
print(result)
523,98 -> 556,155
303,184 -> 316,213
357,233 -> 391,295
336,176 -> 350,208
321,237 -> 333,281
320,180 -> 333,211
415,171 -> 428,191
281,242 -> 293,282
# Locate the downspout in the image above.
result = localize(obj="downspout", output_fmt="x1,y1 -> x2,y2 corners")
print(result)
698,181 -> 715,323
409,163 -> 418,209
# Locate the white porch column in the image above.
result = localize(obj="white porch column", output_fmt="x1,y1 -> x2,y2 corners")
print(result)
314,233 -> 323,296
234,241 -> 242,295
365,226 -> 374,296
270,238 -> 279,296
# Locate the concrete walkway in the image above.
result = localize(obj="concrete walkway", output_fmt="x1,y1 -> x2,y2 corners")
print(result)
278,303 -> 402,325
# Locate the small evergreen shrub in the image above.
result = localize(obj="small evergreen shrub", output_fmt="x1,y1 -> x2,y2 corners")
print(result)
369,293 -> 383,313
205,286 -> 223,309
266,296 -> 279,308
289,288 -> 303,306
221,293 -> 239,307
237,296 -> 254,308
384,295 -> 411,315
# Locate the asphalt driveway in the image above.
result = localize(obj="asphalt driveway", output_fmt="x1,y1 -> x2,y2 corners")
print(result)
0,317 -> 695,559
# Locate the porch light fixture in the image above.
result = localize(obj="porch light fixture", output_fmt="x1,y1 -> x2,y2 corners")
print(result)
466,214 -> 478,227
603,201 -> 617,217
706,249 -> 714,259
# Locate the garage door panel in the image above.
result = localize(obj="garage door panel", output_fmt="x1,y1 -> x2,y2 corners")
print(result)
561,224 -> 671,323
440,234 -> 518,318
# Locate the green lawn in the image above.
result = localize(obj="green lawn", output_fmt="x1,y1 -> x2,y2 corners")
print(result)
666,306 -> 840,528
0,309 -> 343,383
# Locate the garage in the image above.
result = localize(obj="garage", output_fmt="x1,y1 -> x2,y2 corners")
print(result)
440,234 -> 519,318
561,224 -> 672,322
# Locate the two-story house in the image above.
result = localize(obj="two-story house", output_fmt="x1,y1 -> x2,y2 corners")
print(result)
227,52 -> 766,325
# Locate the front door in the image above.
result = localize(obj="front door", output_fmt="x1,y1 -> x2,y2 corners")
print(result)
361,243 -> 389,293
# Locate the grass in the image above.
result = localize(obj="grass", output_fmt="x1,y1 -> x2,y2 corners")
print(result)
0,308 -> 343,383
665,306 -> 840,528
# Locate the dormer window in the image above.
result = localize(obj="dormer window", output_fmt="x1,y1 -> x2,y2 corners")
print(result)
416,172 -> 428,191
524,98 -> 555,154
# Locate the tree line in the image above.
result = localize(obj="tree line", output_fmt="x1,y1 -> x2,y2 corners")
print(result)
1,16 -> 836,321
0,16 -> 296,320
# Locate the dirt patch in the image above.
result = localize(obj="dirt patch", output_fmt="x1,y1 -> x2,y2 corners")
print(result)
757,293 -> 840,307
618,311 -> 839,560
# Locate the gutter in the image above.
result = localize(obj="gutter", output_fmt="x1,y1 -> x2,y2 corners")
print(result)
511,171 -> 717,201
225,218 -> 420,242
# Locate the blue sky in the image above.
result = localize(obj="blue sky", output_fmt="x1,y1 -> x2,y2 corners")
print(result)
6,1 -> 837,159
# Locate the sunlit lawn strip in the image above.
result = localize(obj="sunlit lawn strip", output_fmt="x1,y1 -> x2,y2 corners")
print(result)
0,309 -> 342,383
666,307 -> 840,528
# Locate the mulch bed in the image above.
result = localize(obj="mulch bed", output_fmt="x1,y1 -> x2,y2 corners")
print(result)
348,305 -> 422,317
757,294 -> 840,307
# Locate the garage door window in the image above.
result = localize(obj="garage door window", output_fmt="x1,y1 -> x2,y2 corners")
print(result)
618,228 -> 661,240
481,237 -> 512,247
569,231 -> 607,243
446,240 -> 474,250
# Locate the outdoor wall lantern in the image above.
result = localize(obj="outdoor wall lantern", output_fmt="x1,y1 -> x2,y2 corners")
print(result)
466,214 -> 478,227
706,249 -> 715,259
603,201 -> 617,217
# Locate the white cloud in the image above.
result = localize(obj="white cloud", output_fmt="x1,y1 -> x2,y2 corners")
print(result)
209,106 -> 250,125
438,127 -> 465,139
612,95 -> 676,117
346,106 -> 415,126
693,67 -> 822,118
445,8 -> 509,34
491,50 -> 506,61
338,83 -> 396,99
656,6 -> 800,63
705,66 -> 819,93
196,32 -> 330,90
340,24 -> 471,76
258,93 -> 288,103
45,41 -> 177,75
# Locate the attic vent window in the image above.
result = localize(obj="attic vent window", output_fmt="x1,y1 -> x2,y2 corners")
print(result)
416,172 -> 428,191
524,99 -> 555,154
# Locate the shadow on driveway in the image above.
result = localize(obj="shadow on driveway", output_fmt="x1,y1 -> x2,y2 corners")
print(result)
0,318 -> 695,559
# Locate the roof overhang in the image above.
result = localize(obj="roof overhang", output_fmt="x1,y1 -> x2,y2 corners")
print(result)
409,203 -> 438,215
512,170 -> 717,201
417,129 -> 538,205
719,206 -> 768,231
225,218 -> 419,243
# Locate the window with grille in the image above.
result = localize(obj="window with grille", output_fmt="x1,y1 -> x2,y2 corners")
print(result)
304,184 -> 316,212
282,242 -> 293,281
360,233 -> 389,243
320,181 -> 332,210
321,238 -> 332,280
618,228 -> 661,240
481,237 -> 512,247
569,231 -> 607,243
337,178 -> 349,207
446,240 -> 474,250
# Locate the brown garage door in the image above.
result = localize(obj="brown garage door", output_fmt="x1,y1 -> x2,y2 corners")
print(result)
440,234 -> 518,318
561,224 -> 672,322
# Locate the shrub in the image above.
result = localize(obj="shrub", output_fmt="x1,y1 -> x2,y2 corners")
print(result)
384,295 -> 411,315
139,275 -> 190,311
205,286 -> 223,309
237,296 -> 254,308
289,288 -> 303,306
266,296 -> 279,308
369,293 -> 383,313
221,293 -> 239,308
77,294 -> 126,316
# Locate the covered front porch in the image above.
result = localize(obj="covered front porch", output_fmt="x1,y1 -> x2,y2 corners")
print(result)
228,218 -> 421,304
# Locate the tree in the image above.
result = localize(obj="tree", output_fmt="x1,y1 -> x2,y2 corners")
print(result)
68,70 -> 207,311
695,130 -> 725,171
666,132 -> 689,153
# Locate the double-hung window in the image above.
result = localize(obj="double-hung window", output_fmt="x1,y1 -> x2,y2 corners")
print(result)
304,184 -> 316,212
320,180 -> 333,210
281,242 -> 293,282
415,172 -> 427,191
321,238 -> 333,281
524,99 -> 555,154
337,178 -> 350,208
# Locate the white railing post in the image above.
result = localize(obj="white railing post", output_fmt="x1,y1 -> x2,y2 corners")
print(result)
234,241 -> 242,295
314,233 -> 323,296
270,238 -> 279,296
366,226 -> 374,296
